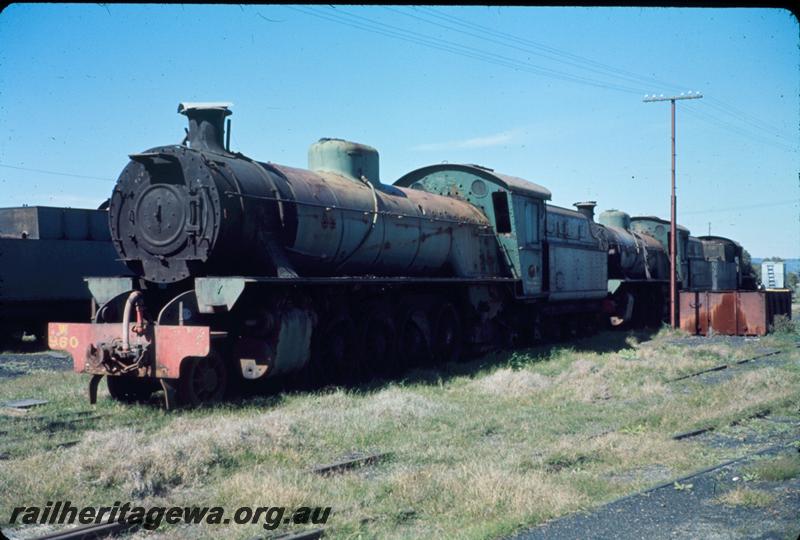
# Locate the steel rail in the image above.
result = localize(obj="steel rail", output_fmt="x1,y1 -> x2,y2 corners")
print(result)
23,519 -> 139,540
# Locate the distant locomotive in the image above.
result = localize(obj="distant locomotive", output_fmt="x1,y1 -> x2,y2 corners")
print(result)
47,103 -> 762,407
598,210 -> 757,326
0,206 -> 131,346
595,211 -> 758,327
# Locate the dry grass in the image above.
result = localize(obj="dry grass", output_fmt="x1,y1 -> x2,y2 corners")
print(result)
469,368 -> 551,397
715,487 -> 777,508
1,328 -> 799,539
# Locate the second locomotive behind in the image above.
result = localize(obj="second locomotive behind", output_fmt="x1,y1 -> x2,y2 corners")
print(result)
595,209 -> 758,327
595,209 -> 669,326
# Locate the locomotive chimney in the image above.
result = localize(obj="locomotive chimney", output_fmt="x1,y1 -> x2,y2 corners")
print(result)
178,102 -> 232,153
573,201 -> 597,222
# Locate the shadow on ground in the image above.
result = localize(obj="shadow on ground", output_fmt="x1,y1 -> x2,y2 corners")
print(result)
208,326 -> 658,410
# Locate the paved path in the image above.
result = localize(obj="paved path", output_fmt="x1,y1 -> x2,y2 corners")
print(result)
512,439 -> 800,540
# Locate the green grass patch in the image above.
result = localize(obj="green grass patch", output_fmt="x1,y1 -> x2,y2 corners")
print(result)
747,453 -> 800,482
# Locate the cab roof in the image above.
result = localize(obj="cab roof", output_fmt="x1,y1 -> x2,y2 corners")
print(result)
394,163 -> 552,200
630,215 -> 690,233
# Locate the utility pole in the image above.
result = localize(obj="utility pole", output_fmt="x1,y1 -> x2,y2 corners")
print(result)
643,91 -> 703,328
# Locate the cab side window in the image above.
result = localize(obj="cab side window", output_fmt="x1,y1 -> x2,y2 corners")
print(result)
492,191 -> 512,234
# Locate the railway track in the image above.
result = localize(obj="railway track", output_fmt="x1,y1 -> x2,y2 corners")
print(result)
666,350 -> 778,382
666,343 -> 797,383
6,519 -> 139,540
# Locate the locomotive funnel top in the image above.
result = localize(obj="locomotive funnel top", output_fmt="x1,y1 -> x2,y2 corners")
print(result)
178,102 -> 232,154
177,102 -> 233,113
573,201 -> 597,222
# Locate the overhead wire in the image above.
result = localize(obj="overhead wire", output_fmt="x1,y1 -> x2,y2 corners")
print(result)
0,163 -> 114,182
7,7 -> 796,184
288,5 -> 649,94
384,6 -> 661,94
681,104 -> 798,153
420,7 -> 796,143
681,199 -> 800,216
703,97 -> 795,142
418,6 -> 688,93
291,6 -> 797,153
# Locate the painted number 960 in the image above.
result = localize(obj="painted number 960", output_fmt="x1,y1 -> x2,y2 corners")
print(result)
49,335 -> 79,350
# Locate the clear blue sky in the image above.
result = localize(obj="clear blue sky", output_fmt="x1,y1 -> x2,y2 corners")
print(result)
1,5 -> 797,258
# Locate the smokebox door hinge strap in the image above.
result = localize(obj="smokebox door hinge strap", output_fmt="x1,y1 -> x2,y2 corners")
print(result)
186,191 -> 202,233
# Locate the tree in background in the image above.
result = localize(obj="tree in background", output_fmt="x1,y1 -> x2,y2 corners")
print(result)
741,249 -> 759,289
788,272 -> 799,290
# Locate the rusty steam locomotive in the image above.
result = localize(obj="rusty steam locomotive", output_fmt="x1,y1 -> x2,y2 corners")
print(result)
48,103 -> 756,407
